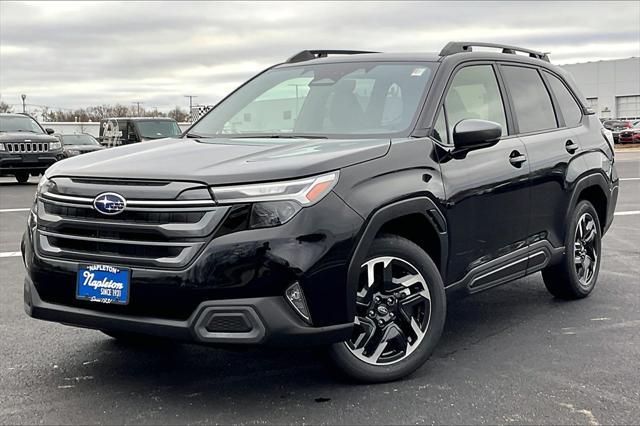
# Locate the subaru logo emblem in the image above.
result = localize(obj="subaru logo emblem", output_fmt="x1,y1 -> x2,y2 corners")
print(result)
93,192 -> 126,215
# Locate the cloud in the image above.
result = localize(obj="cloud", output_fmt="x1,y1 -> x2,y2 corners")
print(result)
1,1 -> 639,112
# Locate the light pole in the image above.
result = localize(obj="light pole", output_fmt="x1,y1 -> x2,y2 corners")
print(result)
184,95 -> 198,121
132,101 -> 143,116
21,94 -> 26,113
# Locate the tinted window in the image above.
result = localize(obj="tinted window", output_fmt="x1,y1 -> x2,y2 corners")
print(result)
544,72 -> 582,127
136,121 -> 181,139
444,65 -> 507,137
61,134 -> 100,145
432,108 -> 448,144
0,115 -> 44,134
501,66 -> 557,133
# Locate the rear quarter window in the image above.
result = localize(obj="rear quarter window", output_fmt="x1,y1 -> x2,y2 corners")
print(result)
544,71 -> 583,127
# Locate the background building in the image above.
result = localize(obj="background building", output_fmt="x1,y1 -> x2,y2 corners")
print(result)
560,57 -> 640,120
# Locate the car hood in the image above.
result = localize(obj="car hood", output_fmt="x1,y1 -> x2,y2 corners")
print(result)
46,137 -> 391,184
64,145 -> 104,151
0,132 -> 58,143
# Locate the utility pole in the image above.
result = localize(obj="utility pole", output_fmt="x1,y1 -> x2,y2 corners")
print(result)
21,94 -> 26,113
184,95 -> 198,122
132,101 -> 143,116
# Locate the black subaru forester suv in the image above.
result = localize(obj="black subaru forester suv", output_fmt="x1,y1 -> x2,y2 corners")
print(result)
23,42 -> 618,382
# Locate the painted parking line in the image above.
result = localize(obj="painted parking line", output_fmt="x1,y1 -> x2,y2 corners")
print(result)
620,178 -> 640,181
0,208 -> 31,213
615,210 -> 640,216
0,251 -> 21,258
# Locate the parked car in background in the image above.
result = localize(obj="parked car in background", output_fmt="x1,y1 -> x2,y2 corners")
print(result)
99,117 -> 181,147
618,121 -> 640,144
0,113 -> 64,183
57,133 -> 105,158
603,119 -> 635,143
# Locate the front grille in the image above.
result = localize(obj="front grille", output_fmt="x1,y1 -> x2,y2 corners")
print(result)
5,142 -> 49,153
36,185 -> 229,269
43,202 -> 206,224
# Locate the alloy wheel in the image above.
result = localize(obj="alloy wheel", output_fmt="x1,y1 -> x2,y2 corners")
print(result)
345,256 -> 431,366
574,212 -> 599,288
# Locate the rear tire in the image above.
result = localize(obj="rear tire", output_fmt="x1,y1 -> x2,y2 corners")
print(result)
328,235 -> 446,383
15,172 -> 29,183
542,200 -> 602,299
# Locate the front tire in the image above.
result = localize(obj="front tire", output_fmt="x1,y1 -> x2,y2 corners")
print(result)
542,200 -> 602,299
15,172 -> 29,183
329,235 -> 446,383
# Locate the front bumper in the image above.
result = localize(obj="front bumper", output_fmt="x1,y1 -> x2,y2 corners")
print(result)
23,190 -> 364,343
24,276 -> 352,346
0,152 -> 63,173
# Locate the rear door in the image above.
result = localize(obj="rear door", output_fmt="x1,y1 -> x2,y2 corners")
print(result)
498,64 -> 582,272
434,63 -> 531,290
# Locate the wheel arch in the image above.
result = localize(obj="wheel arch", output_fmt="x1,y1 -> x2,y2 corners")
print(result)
568,173 -> 610,232
346,197 -> 448,321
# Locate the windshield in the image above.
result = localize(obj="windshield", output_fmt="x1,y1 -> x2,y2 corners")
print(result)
0,115 -> 44,133
136,121 -> 181,139
190,61 -> 436,139
61,134 -> 100,145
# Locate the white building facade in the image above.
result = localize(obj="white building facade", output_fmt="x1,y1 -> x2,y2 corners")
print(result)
560,57 -> 640,120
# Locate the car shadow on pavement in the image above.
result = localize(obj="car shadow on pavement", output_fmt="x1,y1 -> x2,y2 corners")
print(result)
50,275 -> 571,401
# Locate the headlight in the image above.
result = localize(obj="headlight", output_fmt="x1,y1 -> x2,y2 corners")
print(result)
0,143 -> 5,151
36,176 -> 54,197
211,171 -> 339,229
66,149 -> 80,156
49,141 -> 62,150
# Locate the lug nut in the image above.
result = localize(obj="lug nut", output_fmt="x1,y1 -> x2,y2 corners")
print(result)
374,296 -> 381,303
377,319 -> 385,326
389,312 -> 395,319
387,297 -> 395,305
368,310 -> 376,318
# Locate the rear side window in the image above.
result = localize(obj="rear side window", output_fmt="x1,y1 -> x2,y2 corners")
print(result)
544,71 -> 583,127
501,66 -> 557,134
444,65 -> 507,137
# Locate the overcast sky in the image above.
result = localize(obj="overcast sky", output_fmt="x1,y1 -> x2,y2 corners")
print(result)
1,1 -> 639,113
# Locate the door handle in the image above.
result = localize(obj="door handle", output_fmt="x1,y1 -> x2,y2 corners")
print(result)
509,150 -> 527,167
565,140 -> 579,154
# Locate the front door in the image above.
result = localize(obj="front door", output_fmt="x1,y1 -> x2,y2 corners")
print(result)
433,63 -> 531,289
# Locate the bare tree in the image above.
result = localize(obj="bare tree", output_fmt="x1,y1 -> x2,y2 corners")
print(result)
0,101 -> 13,113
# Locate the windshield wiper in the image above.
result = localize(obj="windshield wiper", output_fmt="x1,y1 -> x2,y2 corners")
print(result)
233,134 -> 328,139
185,132 -> 205,138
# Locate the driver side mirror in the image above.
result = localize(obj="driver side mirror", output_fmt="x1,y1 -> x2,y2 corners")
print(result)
453,119 -> 502,149
45,128 -> 55,135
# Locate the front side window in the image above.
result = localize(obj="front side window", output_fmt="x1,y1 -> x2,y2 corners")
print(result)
0,115 -> 44,134
444,65 -> 507,137
432,108 -> 448,144
544,71 -> 583,127
190,62 -> 436,139
501,66 -> 557,133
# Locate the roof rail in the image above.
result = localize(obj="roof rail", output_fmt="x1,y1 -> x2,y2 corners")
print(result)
439,41 -> 550,62
286,49 -> 379,64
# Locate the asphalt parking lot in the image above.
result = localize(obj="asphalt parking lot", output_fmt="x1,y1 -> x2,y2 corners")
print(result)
0,150 -> 638,425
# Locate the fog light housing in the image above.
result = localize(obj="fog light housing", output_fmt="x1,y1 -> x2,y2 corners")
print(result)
249,201 -> 301,228
285,282 -> 312,324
